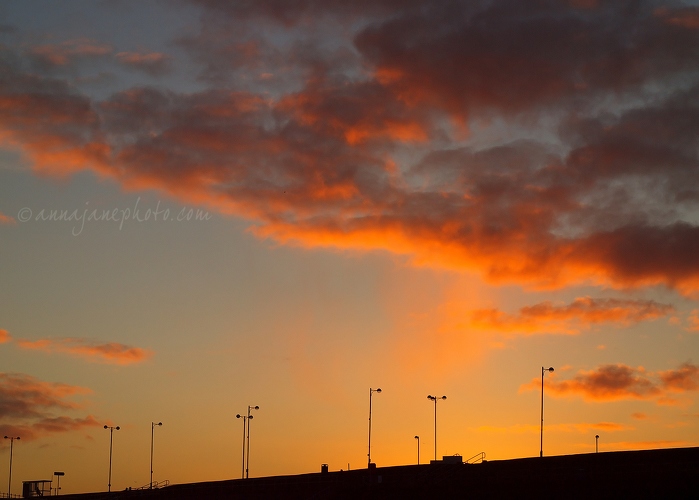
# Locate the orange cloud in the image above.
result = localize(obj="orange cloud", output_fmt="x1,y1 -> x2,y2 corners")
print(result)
29,38 -> 112,67
655,7 -> 699,29
687,310 -> 699,332
468,297 -> 673,335
659,363 -> 699,392
0,212 -> 16,225
16,338 -> 153,365
520,362 -> 699,404
0,372 -> 91,418
3,2 -> 699,295
0,329 -> 10,343
115,51 -> 172,75
0,373 -> 99,441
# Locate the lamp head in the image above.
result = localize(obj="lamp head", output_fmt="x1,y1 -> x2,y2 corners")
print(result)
441,395 -> 447,400
157,422 -> 162,426
236,414 -> 242,419
104,425 -> 108,429
254,405 -> 259,410
414,435 -> 419,439
427,395 -> 434,400
249,415 -> 254,420
116,426 -> 120,430
376,388 -> 382,393
548,367 -> 554,372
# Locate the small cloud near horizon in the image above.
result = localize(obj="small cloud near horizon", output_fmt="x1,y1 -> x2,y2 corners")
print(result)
16,337 -> 153,365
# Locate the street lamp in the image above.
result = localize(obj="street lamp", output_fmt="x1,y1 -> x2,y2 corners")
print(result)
4,436 -> 19,498
150,422 -> 162,489
235,413 -> 251,479
427,395 -> 447,461
595,434 -> 599,453
104,425 -> 120,492
368,388 -> 382,467
540,366 -> 554,458
246,405 -> 259,479
414,435 -> 420,465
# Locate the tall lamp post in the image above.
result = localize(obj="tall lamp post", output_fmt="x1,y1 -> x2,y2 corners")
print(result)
540,366 -> 554,457
150,421 -> 162,488
104,425 -> 120,492
427,395 -> 447,461
235,413 -> 249,479
414,435 -> 420,465
246,405 -> 259,479
4,436 -> 19,498
367,387 -> 382,467
595,434 -> 599,453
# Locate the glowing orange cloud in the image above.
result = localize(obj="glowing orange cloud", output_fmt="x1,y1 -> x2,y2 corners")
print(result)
659,363 -> 699,392
655,7 -> 699,29
115,51 -> 172,75
468,297 -> 674,335
520,363 -> 699,404
0,372 -> 91,418
29,38 -> 112,67
3,2 -> 699,295
687,310 -> 699,332
0,373 -> 99,441
16,338 -> 153,365
0,212 -> 15,225
0,329 -> 10,343
31,415 -> 101,434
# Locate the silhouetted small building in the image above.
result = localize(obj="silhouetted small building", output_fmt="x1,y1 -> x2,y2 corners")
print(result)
22,480 -> 51,497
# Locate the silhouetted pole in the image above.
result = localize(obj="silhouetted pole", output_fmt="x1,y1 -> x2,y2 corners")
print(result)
368,388 -> 382,466
4,436 -> 19,497
427,395 -> 446,460
150,422 -> 162,488
246,405 -> 259,478
104,425 -> 120,492
414,435 -> 420,465
236,414 -> 247,479
540,367 -> 554,457
53,472 -> 64,496
595,434 -> 599,453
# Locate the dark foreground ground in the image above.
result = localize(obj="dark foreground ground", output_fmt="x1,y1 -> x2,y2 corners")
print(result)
48,447 -> 698,499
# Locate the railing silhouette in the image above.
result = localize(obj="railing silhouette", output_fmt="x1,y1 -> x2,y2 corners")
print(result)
466,451 -> 486,464
136,479 -> 171,490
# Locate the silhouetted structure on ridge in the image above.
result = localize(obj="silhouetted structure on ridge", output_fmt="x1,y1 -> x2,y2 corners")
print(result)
27,447 -> 699,499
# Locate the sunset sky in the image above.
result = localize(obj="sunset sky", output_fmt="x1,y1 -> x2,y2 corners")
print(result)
1,0 -> 699,495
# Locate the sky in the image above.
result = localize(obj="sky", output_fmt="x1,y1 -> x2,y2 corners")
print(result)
1,0 -> 699,495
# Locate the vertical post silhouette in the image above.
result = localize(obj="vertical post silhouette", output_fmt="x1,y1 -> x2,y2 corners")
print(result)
236,414 -> 247,479
150,421 -> 162,488
368,387 -> 382,467
540,366 -> 554,457
104,425 -> 120,492
596,434 -> 599,453
4,436 -> 19,497
414,435 -> 420,465
246,405 -> 259,478
427,395 -> 447,460
53,472 -> 64,496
